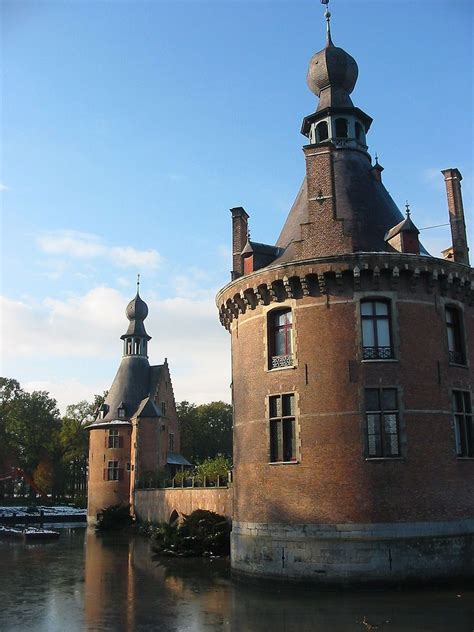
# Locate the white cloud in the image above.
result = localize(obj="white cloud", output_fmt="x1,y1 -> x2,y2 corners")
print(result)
36,230 -> 162,270
0,284 -> 230,413
0,183 -> 9,192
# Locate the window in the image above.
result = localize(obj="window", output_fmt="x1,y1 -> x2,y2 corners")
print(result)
361,300 -> 393,360
161,401 -> 167,416
268,308 -> 293,369
355,122 -> 363,141
126,338 -> 132,354
118,406 -> 125,419
453,391 -> 473,457
106,461 -> 120,481
269,394 -> 296,463
335,118 -> 348,138
134,339 -> 140,354
107,429 -> 121,449
365,388 -> 400,458
169,433 -> 174,451
316,121 -> 328,142
126,463 -> 134,471
446,306 -> 466,365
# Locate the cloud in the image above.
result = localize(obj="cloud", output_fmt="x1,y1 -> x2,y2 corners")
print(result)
1,285 -> 230,413
36,230 -> 162,270
0,183 -> 9,192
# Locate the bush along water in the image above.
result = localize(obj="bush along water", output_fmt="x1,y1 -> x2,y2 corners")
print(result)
96,504 -> 134,531
150,510 -> 230,557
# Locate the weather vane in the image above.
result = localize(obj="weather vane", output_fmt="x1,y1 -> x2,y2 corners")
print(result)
405,201 -> 411,217
137,273 -> 140,292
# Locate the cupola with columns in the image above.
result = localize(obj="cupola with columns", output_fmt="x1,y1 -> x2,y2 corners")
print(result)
121,275 -> 151,358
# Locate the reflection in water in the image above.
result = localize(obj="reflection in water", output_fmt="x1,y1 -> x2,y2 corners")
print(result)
0,528 -> 473,631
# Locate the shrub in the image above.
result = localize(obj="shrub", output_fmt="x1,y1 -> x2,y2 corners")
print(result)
151,509 -> 230,557
96,504 -> 134,531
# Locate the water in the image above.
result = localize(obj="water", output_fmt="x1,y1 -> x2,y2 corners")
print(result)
0,528 -> 473,631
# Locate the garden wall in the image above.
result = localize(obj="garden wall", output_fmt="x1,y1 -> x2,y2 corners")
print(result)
134,487 -> 233,524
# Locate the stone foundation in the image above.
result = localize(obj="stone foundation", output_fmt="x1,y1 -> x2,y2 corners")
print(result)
231,520 -> 474,585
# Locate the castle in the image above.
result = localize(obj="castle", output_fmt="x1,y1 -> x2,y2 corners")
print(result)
216,7 -> 473,583
86,5 -> 473,584
87,283 -> 190,524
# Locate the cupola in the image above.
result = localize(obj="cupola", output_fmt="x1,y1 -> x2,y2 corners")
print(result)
301,4 -> 372,151
121,276 -> 151,357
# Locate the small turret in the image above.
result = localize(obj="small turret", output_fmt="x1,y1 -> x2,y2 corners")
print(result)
121,275 -> 151,357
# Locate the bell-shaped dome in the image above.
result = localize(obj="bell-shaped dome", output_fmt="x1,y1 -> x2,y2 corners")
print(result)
126,293 -> 149,322
306,11 -> 358,111
307,45 -> 358,99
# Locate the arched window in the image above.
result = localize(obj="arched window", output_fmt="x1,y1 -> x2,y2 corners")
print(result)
268,308 -> 293,369
316,121 -> 328,142
361,300 -> 393,360
335,118 -> 348,138
134,339 -> 140,354
445,306 -> 466,365
126,338 -> 132,354
355,122 -> 363,141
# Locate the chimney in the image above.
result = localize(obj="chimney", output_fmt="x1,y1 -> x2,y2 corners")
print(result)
230,207 -> 249,280
441,168 -> 470,265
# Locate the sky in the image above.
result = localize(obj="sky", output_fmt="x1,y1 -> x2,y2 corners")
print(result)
1,0 -> 473,414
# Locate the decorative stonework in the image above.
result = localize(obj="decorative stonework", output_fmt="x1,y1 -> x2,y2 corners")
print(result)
217,254 -> 474,331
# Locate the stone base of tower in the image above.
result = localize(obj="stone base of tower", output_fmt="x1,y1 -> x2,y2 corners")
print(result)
231,520 -> 474,585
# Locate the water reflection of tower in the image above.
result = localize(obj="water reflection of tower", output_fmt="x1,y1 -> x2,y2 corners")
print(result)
84,530 -> 136,629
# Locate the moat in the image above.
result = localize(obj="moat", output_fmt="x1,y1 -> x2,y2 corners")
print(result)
0,527 -> 473,632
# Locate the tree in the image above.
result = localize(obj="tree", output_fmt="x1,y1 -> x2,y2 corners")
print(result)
178,401 -> 232,463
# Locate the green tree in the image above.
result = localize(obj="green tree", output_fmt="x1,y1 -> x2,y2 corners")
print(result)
178,401 -> 232,463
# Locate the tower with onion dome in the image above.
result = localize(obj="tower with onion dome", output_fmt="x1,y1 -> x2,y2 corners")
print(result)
87,280 -> 190,524
218,3 -> 473,584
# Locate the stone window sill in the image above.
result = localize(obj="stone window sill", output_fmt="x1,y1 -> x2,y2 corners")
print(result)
365,457 -> 405,462
456,457 -> 474,461
448,363 -> 469,369
266,365 -> 297,373
268,460 -> 300,466
361,359 -> 399,364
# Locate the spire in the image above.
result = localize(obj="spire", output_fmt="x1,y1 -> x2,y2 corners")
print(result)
136,273 -> 140,294
322,0 -> 333,47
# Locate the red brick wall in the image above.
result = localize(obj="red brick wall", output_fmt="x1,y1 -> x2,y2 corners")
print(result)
220,257 -> 474,527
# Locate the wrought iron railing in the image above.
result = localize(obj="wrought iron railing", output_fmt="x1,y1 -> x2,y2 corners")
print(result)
363,346 -> 393,360
271,354 -> 294,369
449,350 -> 465,365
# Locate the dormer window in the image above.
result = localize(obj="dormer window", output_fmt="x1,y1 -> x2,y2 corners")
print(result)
118,405 -> 126,419
99,403 -> 109,420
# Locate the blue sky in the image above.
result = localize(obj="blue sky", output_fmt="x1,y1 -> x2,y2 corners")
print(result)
1,0 -> 473,412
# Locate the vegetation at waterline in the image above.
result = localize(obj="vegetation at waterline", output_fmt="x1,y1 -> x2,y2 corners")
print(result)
96,504 -> 134,531
146,510 -> 231,557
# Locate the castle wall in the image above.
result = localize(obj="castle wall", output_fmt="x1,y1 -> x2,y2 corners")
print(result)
134,488 -> 233,524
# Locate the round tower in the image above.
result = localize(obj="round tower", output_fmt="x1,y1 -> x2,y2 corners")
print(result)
217,7 -> 473,584
87,284 -> 152,524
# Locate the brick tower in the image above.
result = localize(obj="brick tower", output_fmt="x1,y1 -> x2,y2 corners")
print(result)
217,6 -> 473,583
87,283 -> 189,524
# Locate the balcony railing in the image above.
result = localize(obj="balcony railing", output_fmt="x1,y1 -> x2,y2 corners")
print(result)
271,354 -> 294,369
363,346 -> 393,360
449,350 -> 466,365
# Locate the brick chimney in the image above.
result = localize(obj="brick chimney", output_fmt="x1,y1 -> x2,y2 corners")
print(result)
230,207 -> 249,279
441,168 -> 470,266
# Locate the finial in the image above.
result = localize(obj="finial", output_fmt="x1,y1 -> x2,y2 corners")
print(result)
247,228 -> 251,242
136,273 -> 140,294
321,0 -> 333,46
375,153 -> 379,165
405,201 -> 411,218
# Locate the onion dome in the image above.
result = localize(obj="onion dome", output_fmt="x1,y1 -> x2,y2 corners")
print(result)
306,9 -> 358,111
126,292 -> 149,322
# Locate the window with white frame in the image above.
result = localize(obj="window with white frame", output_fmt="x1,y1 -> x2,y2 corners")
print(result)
361,300 -> 393,360
269,393 -> 296,463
